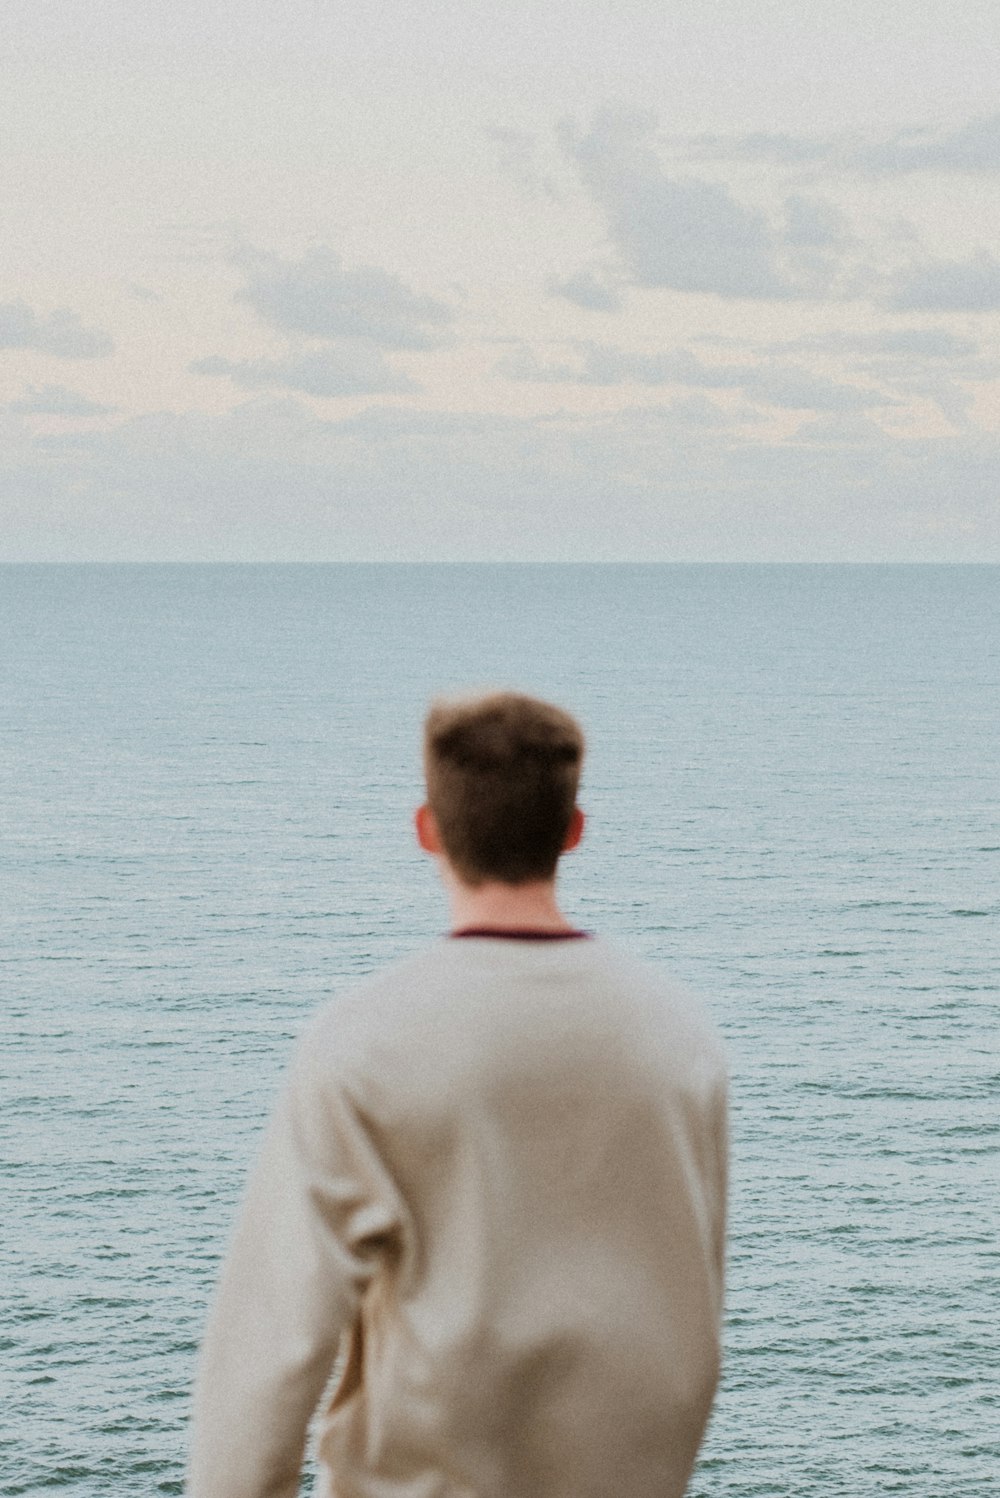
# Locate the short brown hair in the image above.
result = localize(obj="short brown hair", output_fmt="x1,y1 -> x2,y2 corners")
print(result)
424,692 -> 584,886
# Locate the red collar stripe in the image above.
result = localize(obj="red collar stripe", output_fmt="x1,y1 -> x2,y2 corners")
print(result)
450,927 -> 591,941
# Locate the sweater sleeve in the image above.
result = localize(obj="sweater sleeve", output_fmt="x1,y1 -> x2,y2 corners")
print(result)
187,1021 -> 402,1498
710,1071 -> 729,1301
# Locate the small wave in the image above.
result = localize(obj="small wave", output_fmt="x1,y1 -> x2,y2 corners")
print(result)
844,899 -> 935,910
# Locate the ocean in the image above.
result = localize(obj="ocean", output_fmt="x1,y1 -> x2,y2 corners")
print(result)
2,563 -> 997,1495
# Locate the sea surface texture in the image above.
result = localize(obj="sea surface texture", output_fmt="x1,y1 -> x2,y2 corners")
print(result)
2,564 -> 997,1497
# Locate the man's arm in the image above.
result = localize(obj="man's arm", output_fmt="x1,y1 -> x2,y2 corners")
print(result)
187,1022 -> 402,1498
711,1069 -> 729,1316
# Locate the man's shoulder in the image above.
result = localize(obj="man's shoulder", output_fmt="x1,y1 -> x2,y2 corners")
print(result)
584,939 -> 728,1077
298,939 -> 466,1058
303,936 -> 725,1079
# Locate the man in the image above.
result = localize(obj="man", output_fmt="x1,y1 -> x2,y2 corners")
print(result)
188,691 -> 728,1498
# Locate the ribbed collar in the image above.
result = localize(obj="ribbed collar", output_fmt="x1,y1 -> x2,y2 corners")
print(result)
450,927 -> 591,940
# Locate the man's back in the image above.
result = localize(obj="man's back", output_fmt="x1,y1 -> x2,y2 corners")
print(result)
190,934 -> 727,1498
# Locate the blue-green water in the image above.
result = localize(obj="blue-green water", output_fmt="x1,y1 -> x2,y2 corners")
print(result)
2,564 -> 998,1495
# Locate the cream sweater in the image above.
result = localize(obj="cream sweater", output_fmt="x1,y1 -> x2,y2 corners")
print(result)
188,936 -> 728,1498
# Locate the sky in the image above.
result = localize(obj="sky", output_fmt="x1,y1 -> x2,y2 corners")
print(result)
3,0 -> 1000,560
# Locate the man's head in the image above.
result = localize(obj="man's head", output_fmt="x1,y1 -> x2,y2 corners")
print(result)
419,691 -> 585,888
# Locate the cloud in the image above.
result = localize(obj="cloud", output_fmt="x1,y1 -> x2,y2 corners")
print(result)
497,341 -> 890,410
4,396 -> 998,561
896,374 -> 980,428
888,251 -> 1000,311
547,270 -> 622,313
790,413 -> 897,445
699,329 -> 985,381
785,329 -> 979,360
677,113 -> 1000,177
861,114 -> 1000,173
494,346 -> 582,383
697,327 -> 992,425
746,366 -> 891,412
0,301 -> 114,358
5,384 -> 113,416
684,130 -> 834,165
486,126 -> 559,201
579,345 -> 726,387
564,110 -> 792,300
783,195 -> 848,249
497,342 -> 743,387
191,346 -> 416,397
654,394 -> 734,428
233,247 -> 454,349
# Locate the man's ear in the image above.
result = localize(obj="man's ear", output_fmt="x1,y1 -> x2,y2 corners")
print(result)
415,803 -> 442,854
562,806 -> 585,852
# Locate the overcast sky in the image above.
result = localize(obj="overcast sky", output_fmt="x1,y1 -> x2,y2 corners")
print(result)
3,0 -> 1000,559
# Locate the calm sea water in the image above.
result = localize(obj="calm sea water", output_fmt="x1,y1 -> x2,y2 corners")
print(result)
2,564 -> 998,1496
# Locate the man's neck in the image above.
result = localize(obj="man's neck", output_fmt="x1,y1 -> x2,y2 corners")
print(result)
446,874 -> 575,934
